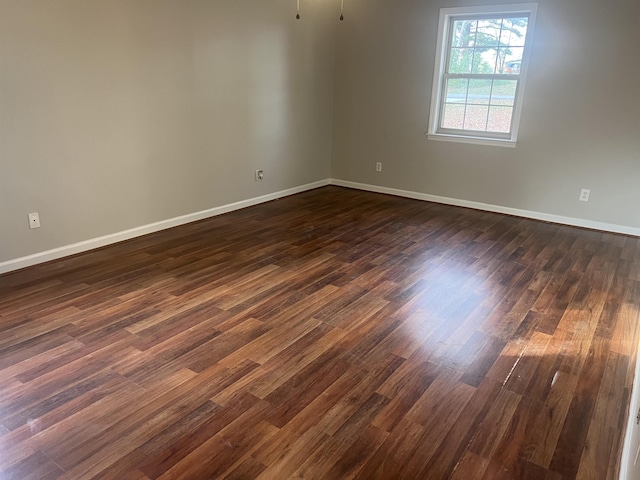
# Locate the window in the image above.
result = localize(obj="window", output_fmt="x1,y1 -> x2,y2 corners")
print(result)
428,4 -> 538,147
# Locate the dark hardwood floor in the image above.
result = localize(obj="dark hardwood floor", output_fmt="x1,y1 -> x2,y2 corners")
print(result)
0,186 -> 638,479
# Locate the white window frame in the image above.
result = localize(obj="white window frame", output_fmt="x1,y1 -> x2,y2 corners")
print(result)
427,3 -> 538,148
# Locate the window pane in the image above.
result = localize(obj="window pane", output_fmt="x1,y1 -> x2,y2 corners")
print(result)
468,79 -> 492,105
451,19 -> 477,48
471,48 -> 497,74
442,103 -> 465,129
475,19 -> 501,47
498,46 -> 524,74
487,106 -> 513,132
445,79 -> 469,103
500,17 -> 528,46
464,105 -> 489,131
448,48 -> 473,73
491,80 -> 517,106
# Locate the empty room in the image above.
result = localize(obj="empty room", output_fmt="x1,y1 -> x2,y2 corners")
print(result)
1,0 -> 640,479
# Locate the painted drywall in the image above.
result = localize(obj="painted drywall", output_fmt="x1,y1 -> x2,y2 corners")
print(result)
331,0 -> 640,229
0,0 -> 336,263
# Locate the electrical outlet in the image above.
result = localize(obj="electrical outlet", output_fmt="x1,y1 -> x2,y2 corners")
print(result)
255,170 -> 264,181
28,212 -> 40,229
376,162 -> 382,172
579,189 -> 590,202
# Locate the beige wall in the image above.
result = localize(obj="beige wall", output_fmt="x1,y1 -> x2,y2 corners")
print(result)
331,0 -> 640,228
0,0 -> 336,263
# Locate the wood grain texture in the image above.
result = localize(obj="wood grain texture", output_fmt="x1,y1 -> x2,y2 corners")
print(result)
0,185 -> 638,479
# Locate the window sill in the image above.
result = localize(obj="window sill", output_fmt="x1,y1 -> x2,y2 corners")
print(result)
427,133 -> 517,148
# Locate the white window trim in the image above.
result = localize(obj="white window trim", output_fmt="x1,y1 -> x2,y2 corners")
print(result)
427,3 -> 538,148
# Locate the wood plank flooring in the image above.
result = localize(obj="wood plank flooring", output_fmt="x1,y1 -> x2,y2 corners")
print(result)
0,185 -> 638,479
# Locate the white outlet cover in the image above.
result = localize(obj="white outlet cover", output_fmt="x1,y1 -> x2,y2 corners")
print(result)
28,212 -> 40,229
579,189 -> 590,202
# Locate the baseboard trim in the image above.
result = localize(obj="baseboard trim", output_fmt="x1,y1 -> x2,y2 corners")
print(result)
329,179 -> 640,238
619,345 -> 640,480
0,179 -> 330,275
4,178 -> 639,275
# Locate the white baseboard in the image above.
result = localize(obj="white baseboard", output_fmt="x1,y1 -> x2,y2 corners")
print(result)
3,177 -> 640,275
619,345 -> 640,480
330,179 -> 640,238
0,179 -> 330,275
